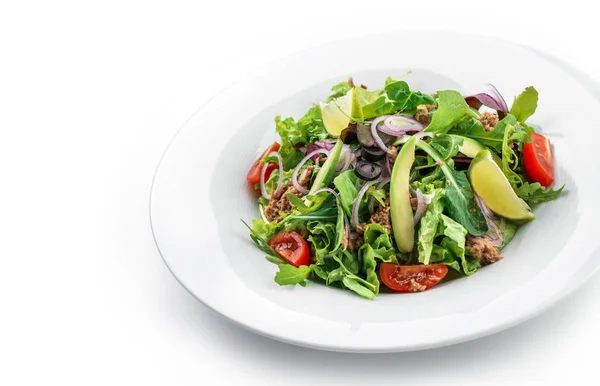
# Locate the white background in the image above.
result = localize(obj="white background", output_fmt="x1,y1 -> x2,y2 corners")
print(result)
1,1 -> 598,385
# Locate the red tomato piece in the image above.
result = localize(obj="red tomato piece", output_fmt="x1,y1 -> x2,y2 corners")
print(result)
380,263 -> 448,293
247,142 -> 281,185
268,231 -> 310,267
523,133 -> 554,187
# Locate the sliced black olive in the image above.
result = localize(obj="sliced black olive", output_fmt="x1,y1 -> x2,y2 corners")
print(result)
340,123 -> 357,144
354,159 -> 382,181
361,146 -> 386,162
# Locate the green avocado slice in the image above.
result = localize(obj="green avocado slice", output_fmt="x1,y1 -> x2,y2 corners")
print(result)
390,136 -> 417,253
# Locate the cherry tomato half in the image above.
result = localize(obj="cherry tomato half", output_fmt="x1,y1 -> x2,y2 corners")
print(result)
523,133 -> 554,187
380,263 -> 448,293
268,231 -> 310,267
247,142 -> 281,185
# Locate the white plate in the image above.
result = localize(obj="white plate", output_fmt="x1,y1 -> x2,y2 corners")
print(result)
150,32 -> 600,353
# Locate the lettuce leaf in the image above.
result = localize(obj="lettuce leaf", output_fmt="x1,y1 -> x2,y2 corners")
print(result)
275,105 -> 328,170
438,214 -> 480,275
360,223 -> 398,264
417,189 -> 445,265
425,90 -> 474,134
326,81 -> 352,102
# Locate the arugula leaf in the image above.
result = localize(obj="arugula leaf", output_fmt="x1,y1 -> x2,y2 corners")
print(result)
333,170 -> 359,216
265,255 -> 286,265
431,134 -> 463,160
450,118 -> 505,152
510,86 -> 538,125
383,78 -> 435,112
243,219 -> 281,254
425,90 -> 474,134
326,81 -> 352,102
275,105 -> 328,170
515,182 -> 564,204
274,264 -> 312,287
500,115 -> 529,189
353,79 -> 434,119
417,189 -> 445,265
416,140 -> 488,236
342,277 -> 376,300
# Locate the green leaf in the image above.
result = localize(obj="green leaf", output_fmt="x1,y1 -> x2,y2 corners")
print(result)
333,170 -> 359,217
444,169 -> 488,236
438,215 -> 480,275
306,221 -> 337,264
365,185 -> 386,206
416,140 -> 488,236
425,90 -> 473,134
497,218 -> 518,248
515,182 -> 564,204
342,277 -> 376,300
265,255 -> 285,265
510,86 -> 538,124
326,81 -> 352,102
359,245 -> 380,295
274,264 -> 312,287
449,118 -> 505,153
431,134 -> 463,160
417,189 -> 445,265
500,115 -> 529,189
242,219 -> 281,254
275,105 -> 328,170
360,223 -> 398,264
353,80 -> 434,119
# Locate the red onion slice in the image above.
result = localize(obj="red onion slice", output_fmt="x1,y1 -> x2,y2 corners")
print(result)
413,189 -> 427,225
292,149 -> 329,195
370,116 -> 391,153
259,151 -> 283,200
351,180 -> 380,229
465,84 -> 509,114
382,116 -> 423,135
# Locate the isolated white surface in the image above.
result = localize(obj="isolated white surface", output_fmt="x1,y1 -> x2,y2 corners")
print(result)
1,0 -> 600,384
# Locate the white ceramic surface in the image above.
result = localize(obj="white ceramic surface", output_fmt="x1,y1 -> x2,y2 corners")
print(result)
150,32 -> 600,353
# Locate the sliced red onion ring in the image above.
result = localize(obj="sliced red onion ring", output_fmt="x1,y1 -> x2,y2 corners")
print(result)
371,116 -> 391,153
382,116 -> 423,135
351,180 -> 380,229
259,151 -> 283,200
312,187 -> 350,246
465,84 -> 509,114
292,149 -> 329,194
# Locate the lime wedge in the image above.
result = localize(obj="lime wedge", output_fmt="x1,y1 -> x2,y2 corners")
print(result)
320,89 -> 353,137
468,150 -> 534,221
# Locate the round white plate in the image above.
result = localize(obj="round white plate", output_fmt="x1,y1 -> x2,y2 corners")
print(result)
150,32 -> 600,353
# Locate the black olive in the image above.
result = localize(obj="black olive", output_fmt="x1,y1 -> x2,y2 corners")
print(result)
354,159 -> 382,181
361,146 -> 386,162
340,123 -> 357,144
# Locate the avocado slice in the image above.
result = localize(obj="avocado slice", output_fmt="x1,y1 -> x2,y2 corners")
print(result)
309,140 -> 344,194
468,149 -> 534,221
390,136 -> 417,253
450,134 -> 502,166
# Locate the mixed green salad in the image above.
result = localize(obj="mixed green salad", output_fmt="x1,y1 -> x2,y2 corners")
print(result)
244,76 -> 564,299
